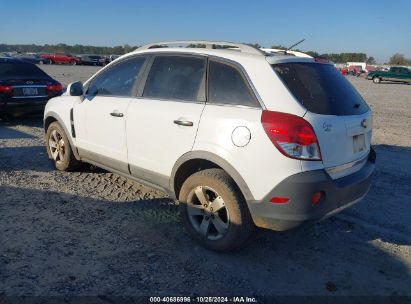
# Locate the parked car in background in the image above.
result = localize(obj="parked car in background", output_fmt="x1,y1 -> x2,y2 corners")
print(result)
15,53 -> 51,65
0,57 -> 62,116
44,40 -> 375,251
78,55 -> 104,66
347,66 -> 365,76
41,52 -> 80,65
109,55 -> 120,62
100,56 -> 110,66
366,66 -> 411,84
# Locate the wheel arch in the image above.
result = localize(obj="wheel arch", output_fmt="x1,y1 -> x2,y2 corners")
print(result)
171,151 -> 255,202
44,111 -> 80,160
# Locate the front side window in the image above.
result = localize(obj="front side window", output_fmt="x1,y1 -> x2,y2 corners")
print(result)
87,57 -> 145,97
143,56 -> 206,101
208,61 -> 258,107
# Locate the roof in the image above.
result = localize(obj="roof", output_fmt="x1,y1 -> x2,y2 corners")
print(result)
261,48 -> 313,58
129,40 -> 315,65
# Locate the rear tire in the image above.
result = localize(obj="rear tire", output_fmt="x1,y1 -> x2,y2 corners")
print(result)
179,169 -> 254,252
373,76 -> 381,84
46,122 -> 80,171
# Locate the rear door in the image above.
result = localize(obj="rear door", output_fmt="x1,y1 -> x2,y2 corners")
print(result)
74,56 -> 146,173
126,54 -> 206,179
273,62 -> 372,177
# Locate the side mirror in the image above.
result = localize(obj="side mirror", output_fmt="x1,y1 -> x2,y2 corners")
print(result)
68,81 -> 84,96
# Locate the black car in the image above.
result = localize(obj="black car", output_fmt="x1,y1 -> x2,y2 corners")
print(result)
15,54 -> 51,65
78,54 -> 104,66
0,57 -> 62,115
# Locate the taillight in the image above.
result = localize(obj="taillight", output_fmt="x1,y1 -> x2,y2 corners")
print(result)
0,85 -> 13,94
47,83 -> 63,92
261,111 -> 322,161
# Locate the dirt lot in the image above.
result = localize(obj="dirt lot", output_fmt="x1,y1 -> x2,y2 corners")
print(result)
0,65 -> 410,297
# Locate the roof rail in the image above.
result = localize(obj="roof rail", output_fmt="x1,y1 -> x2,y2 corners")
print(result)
137,40 -> 265,55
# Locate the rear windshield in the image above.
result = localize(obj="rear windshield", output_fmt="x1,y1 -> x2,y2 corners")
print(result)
0,61 -> 49,77
273,63 -> 369,115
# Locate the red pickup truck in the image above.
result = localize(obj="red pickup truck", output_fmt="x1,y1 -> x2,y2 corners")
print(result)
40,53 -> 80,65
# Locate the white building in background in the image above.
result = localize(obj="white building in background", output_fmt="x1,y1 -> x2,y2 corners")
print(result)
346,62 -> 367,70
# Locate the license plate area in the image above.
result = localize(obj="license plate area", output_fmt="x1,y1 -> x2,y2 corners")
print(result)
22,87 -> 39,96
353,134 -> 366,153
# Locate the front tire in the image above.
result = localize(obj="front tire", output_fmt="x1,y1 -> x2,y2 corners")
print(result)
373,76 -> 381,84
179,169 -> 254,252
46,122 -> 80,171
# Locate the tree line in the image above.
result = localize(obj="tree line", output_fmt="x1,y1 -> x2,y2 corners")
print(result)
1,43 -> 410,65
269,44 -> 370,63
0,43 -> 138,55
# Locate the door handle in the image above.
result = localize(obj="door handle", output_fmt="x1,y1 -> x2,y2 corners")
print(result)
174,120 -> 193,127
110,111 -> 124,117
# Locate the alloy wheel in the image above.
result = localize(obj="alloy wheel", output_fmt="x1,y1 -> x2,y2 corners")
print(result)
186,186 -> 230,240
48,129 -> 66,163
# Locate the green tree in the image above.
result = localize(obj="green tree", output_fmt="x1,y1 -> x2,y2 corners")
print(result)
245,43 -> 261,48
366,56 -> 376,64
0,43 -> 140,55
388,53 -> 410,65
270,45 -> 286,50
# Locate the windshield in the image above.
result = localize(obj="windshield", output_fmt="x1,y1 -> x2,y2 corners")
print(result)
273,62 -> 369,115
0,61 -> 49,77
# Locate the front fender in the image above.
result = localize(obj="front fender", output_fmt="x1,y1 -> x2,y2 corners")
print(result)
44,96 -> 79,159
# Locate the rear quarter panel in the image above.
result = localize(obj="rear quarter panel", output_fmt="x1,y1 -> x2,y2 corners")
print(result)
193,106 -> 304,201
239,57 -> 307,116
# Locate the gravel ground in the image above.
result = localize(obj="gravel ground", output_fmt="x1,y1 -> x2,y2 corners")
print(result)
0,66 -> 410,297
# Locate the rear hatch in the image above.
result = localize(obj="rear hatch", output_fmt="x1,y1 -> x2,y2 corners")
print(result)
272,61 -> 372,179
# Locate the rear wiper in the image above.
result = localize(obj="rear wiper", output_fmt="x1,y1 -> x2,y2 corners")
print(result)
353,103 -> 360,108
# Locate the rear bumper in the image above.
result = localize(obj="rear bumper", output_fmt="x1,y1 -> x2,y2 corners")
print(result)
248,148 -> 376,231
0,99 -> 48,114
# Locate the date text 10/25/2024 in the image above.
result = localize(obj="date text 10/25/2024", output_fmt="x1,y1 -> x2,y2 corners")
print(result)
149,296 -> 258,303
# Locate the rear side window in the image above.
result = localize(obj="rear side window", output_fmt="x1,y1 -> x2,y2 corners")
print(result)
87,57 -> 145,97
273,63 -> 369,115
0,61 -> 49,77
143,56 -> 206,101
208,61 -> 258,107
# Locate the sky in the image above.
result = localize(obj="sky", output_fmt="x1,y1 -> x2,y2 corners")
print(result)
1,0 -> 410,63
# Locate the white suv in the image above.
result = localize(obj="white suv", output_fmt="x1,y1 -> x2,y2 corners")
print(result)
44,41 -> 376,251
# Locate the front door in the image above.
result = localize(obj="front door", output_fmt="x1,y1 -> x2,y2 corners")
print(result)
74,56 -> 147,173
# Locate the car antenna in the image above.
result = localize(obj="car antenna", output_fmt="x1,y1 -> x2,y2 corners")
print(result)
284,38 -> 305,55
